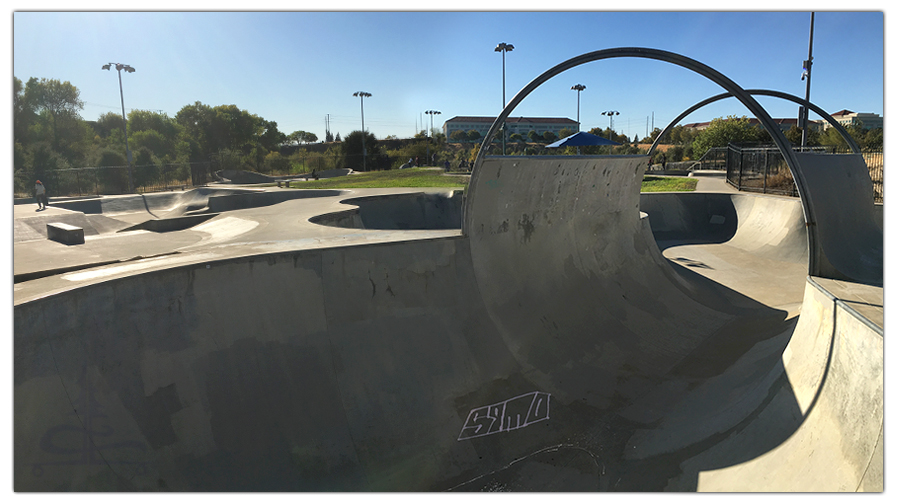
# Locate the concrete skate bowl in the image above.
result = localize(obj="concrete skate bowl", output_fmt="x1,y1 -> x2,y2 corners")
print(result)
309,190 -> 463,230
13,48 -> 881,492
12,155 -> 882,492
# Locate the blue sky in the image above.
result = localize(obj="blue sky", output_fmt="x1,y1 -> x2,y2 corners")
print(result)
11,8 -> 886,142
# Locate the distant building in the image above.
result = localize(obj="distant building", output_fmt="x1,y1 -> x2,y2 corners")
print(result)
443,116 -> 579,142
825,110 -> 883,131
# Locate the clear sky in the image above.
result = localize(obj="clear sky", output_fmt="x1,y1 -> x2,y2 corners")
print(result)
11,7 -> 886,143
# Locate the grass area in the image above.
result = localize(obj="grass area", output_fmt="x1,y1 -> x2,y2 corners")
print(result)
641,175 -> 698,192
290,167 -> 469,189
289,168 -> 697,192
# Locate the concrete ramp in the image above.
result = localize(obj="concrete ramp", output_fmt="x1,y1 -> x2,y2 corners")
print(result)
794,153 -> 883,285
13,156 -> 882,491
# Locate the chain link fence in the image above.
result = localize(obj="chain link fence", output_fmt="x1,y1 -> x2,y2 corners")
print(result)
16,162 -> 216,199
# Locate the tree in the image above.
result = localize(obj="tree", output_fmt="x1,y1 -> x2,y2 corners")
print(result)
127,110 -> 181,162
289,130 -> 318,145
784,125 -> 804,146
341,130 -> 383,171
466,130 -> 481,143
558,128 -> 574,138
542,131 -> 557,142
862,128 -> 883,151
14,77 -> 34,144
691,115 -> 767,159
93,112 -> 125,140
450,130 -> 468,143
22,77 -> 84,149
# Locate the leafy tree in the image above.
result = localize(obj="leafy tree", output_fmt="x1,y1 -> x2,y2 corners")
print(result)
289,130 -> 318,145
558,128 -> 574,138
691,115 -> 768,159
22,77 -> 84,150
96,148 -> 129,193
262,151 -> 291,174
132,147 -> 160,190
14,77 -> 34,144
130,129 -> 171,161
508,133 -> 524,143
450,130 -> 468,142
784,125 -> 803,146
93,112 -> 125,140
466,130 -> 481,143
862,127 -> 883,150
176,101 -> 215,156
527,130 -> 540,143
341,130 -> 384,171
542,131 -> 557,142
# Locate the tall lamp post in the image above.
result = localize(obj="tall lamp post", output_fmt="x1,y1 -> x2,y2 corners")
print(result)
425,110 -> 441,165
495,42 -> 514,155
102,62 -> 136,193
602,110 -> 619,154
571,84 -> 586,131
571,84 -> 587,154
353,91 -> 372,171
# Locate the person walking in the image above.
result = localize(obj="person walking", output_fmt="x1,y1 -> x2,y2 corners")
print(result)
34,180 -> 47,210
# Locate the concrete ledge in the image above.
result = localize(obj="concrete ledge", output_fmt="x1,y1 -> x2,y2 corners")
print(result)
46,222 -> 85,245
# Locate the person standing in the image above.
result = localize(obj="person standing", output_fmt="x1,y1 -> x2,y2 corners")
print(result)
34,180 -> 47,210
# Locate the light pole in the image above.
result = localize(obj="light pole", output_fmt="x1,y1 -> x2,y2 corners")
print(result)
102,62 -> 136,193
571,84 -> 586,131
801,12 -> 815,150
353,91 -> 372,171
425,110 -> 441,165
495,42 -> 514,155
602,110 -> 619,154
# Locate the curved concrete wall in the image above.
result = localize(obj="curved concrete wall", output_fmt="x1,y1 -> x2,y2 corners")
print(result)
639,192 -> 808,263
310,191 -> 463,230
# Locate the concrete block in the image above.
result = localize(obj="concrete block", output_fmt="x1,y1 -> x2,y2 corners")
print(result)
46,222 -> 85,245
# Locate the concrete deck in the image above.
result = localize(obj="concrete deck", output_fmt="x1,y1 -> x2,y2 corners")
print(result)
13,163 -> 882,492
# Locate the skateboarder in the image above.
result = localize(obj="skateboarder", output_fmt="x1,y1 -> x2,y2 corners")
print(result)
34,180 -> 47,210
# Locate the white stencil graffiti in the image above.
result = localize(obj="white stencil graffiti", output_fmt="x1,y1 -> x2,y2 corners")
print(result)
457,391 -> 550,441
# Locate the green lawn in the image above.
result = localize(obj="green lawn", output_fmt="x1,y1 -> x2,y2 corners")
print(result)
640,175 -> 698,192
290,168 -> 469,189
289,168 -> 697,192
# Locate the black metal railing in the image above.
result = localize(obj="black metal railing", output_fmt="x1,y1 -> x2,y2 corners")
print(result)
722,144 -> 883,204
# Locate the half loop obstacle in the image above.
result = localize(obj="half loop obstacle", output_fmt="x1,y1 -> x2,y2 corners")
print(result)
465,47 -> 882,286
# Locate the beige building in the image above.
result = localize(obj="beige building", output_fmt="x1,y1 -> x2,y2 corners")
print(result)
825,110 -> 883,131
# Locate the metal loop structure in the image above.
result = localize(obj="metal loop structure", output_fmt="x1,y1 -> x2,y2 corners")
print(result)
465,47 -> 820,276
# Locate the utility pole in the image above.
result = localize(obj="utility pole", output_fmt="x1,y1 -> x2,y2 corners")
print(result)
801,12 -> 815,150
